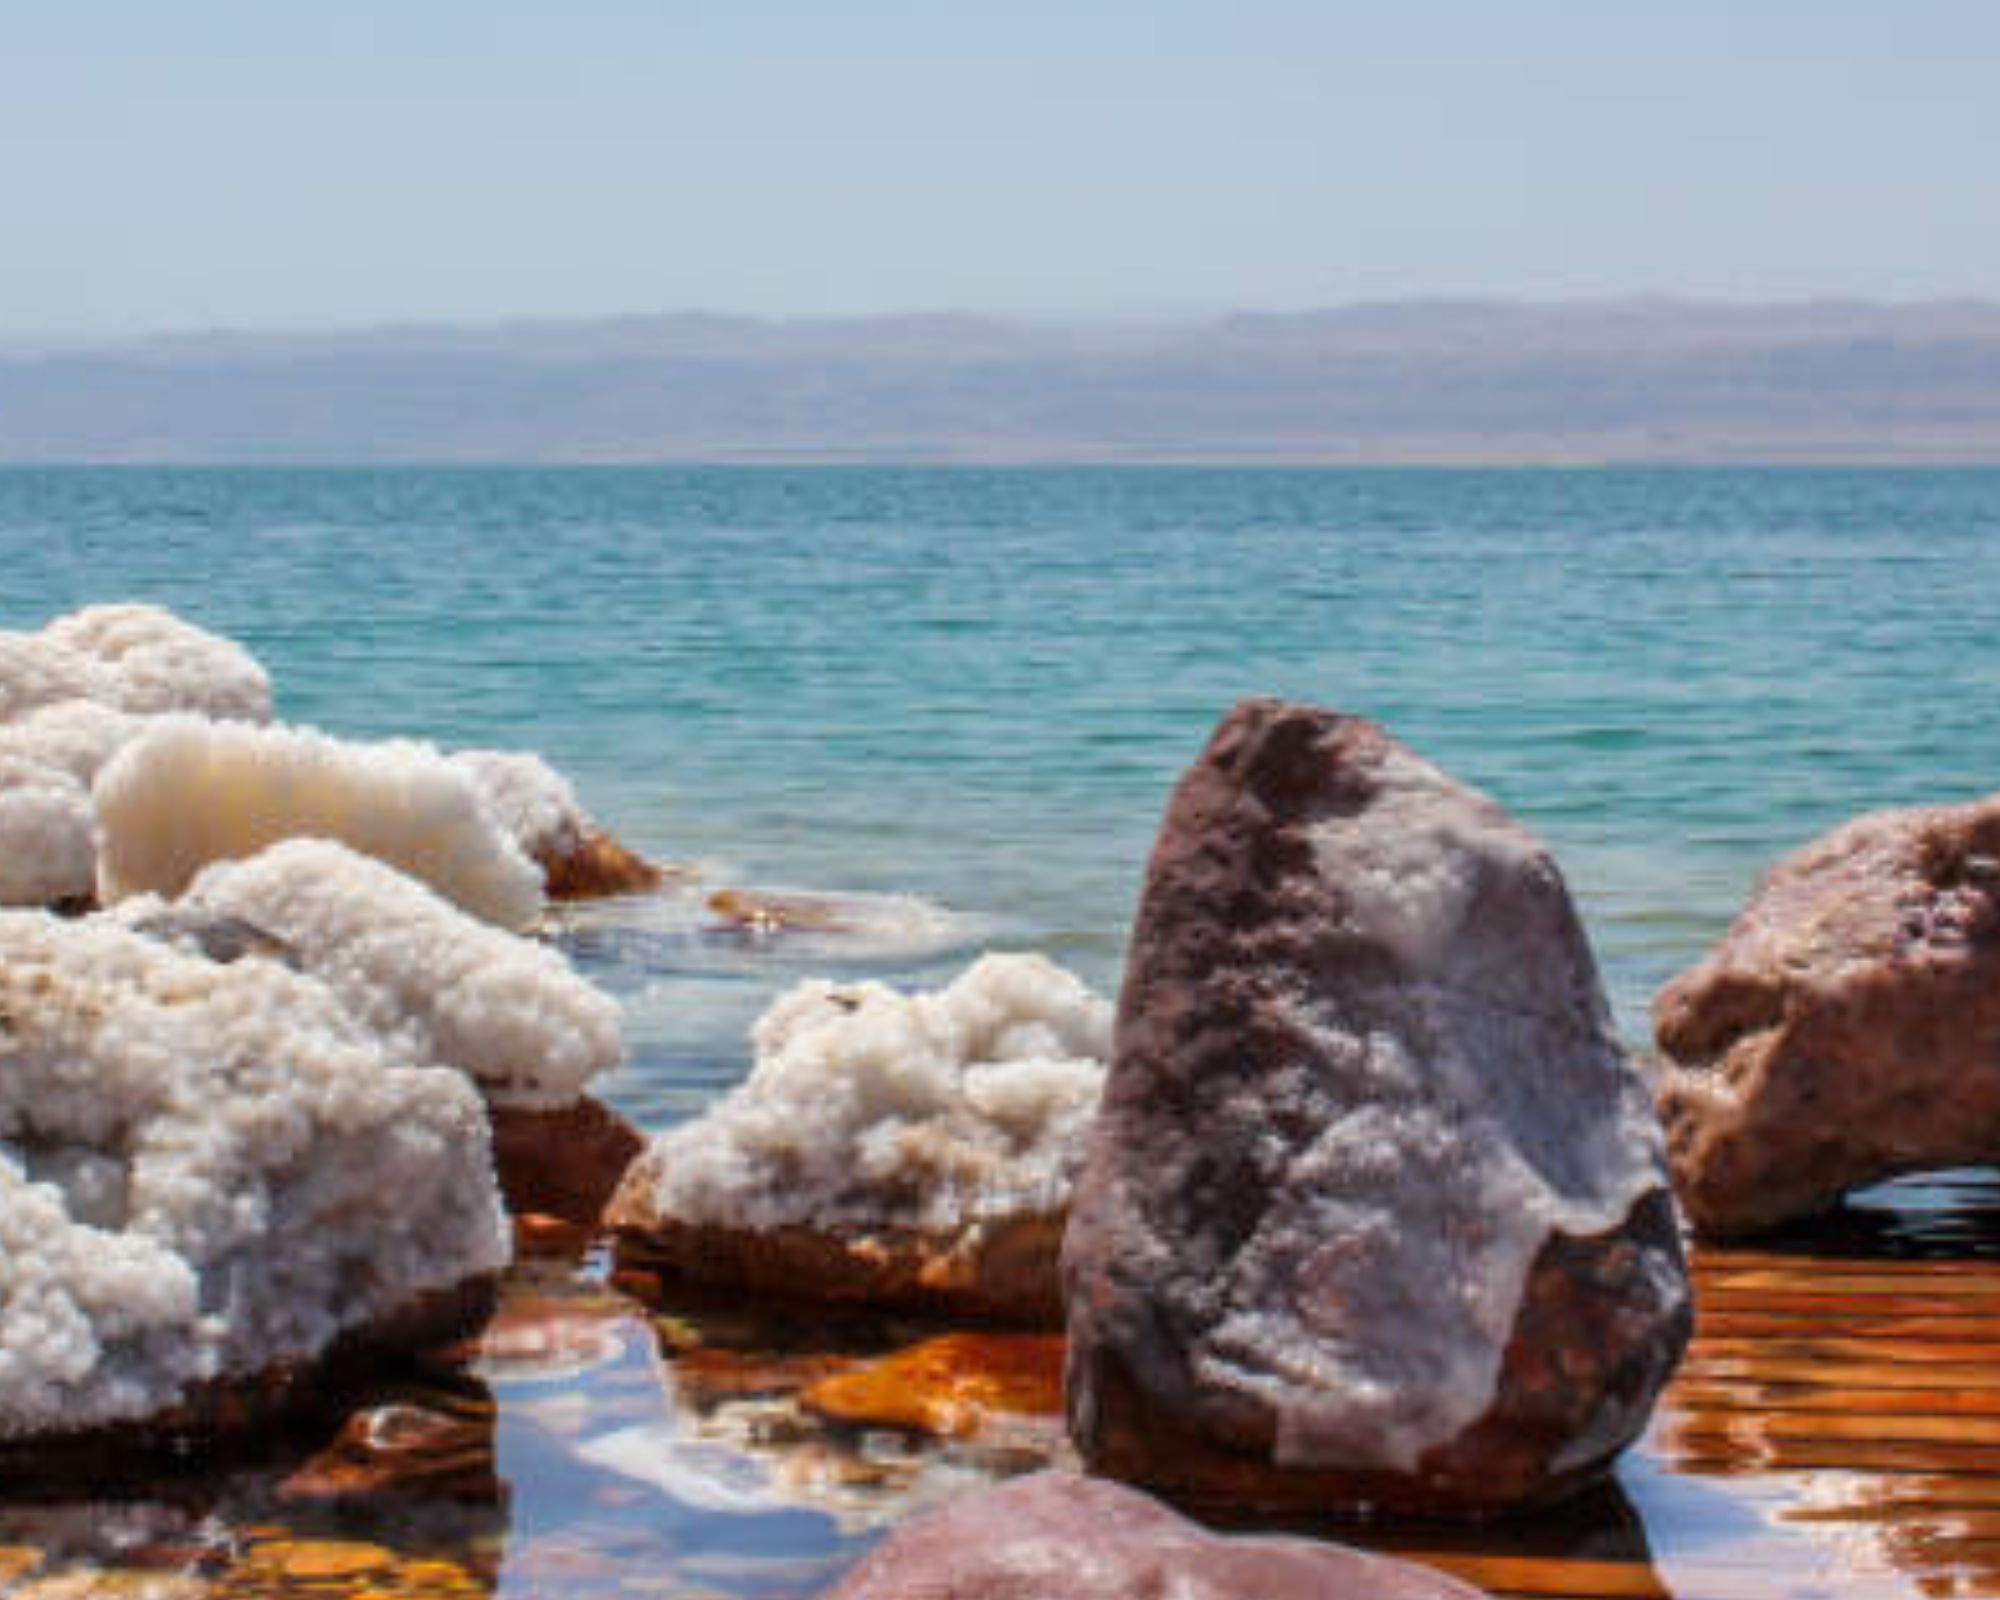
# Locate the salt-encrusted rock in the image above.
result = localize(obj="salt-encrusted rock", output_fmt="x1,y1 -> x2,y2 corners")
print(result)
40,603 -> 273,722
94,717 -> 544,929
0,754 -> 95,907
819,1471 -> 1488,1600
1065,700 -> 1690,1516
450,749 -> 664,900
0,911 -> 507,1441
177,840 -> 623,1108
1656,793 -> 2000,1236
608,953 -> 1110,1324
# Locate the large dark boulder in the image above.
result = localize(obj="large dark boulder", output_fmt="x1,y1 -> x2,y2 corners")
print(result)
1064,700 -> 1689,1517
1657,793 -> 2000,1236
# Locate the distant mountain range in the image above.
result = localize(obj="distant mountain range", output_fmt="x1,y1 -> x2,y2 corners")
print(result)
4,300 -> 2000,464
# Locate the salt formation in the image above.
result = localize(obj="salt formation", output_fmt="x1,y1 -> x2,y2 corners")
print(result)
0,910 -> 507,1439
175,840 -> 623,1108
40,603 -> 273,722
608,953 -> 1110,1322
0,755 -> 96,906
1065,700 -> 1690,1514
1657,791 -> 2000,1236
449,748 -> 662,899
94,717 -> 544,929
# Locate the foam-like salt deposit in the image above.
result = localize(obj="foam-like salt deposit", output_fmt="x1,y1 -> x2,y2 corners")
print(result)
0,635 -> 101,725
641,953 -> 1111,1233
40,603 -> 273,723
449,749 -> 589,862
94,717 -> 544,929
180,839 -> 624,1108
0,700 -> 145,785
0,755 -> 96,907
0,910 -> 507,1438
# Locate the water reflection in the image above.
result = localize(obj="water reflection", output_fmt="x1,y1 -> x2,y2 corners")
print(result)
9,1173 -> 2000,1599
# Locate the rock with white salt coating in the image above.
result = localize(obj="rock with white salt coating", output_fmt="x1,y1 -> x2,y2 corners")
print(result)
450,748 -> 663,900
1065,699 -> 1690,1516
94,717 -> 544,929
0,910 -> 507,1441
40,603 -> 272,723
0,755 -> 96,907
178,839 -> 624,1109
608,953 -> 1110,1323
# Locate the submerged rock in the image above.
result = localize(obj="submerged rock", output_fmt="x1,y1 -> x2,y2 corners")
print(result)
801,1333 -> 1065,1441
818,1470 -> 1488,1600
607,953 -> 1110,1324
0,911 -> 507,1444
1657,793 -> 2000,1236
1065,700 -> 1689,1516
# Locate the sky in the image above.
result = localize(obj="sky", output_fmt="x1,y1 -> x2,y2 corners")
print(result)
4,0 -> 1998,337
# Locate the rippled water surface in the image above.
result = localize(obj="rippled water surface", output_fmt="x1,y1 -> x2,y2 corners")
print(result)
6,467 -> 2000,1599
4,466 -> 1996,1127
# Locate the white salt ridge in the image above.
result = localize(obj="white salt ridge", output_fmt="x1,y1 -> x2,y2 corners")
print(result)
646,952 -> 1111,1233
41,603 -> 273,723
1198,740 -> 1666,1474
449,749 -> 591,861
0,911 -> 507,1438
94,717 -> 545,930
180,839 -> 623,1108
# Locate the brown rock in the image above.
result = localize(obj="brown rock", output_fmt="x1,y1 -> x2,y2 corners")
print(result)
277,1400 -> 498,1505
1065,700 -> 1689,1517
608,1210 -> 1064,1327
1656,793 -> 2000,1236
537,827 -> 667,900
818,1470 -> 1490,1599
801,1334 -> 1065,1439
487,1094 -> 645,1228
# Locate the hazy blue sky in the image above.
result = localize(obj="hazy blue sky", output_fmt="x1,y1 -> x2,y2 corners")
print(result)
5,1 -> 1997,335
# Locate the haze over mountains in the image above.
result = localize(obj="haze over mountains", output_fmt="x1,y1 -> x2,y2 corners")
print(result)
4,299 -> 1998,465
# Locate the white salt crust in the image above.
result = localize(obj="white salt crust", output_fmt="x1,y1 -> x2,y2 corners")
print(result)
643,953 -> 1111,1233
1186,739 -> 1666,1474
0,755 -> 96,907
0,911 -> 507,1438
180,840 -> 624,1108
448,749 -> 591,862
40,604 -> 273,723
94,717 -> 545,930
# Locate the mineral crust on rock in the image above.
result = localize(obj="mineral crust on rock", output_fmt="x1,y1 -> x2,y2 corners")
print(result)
1656,792 -> 2000,1236
608,953 -> 1110,1323
818,1470 -> 1490,1600
1064,699 -> 1690,1515
0,910 -> 507,1442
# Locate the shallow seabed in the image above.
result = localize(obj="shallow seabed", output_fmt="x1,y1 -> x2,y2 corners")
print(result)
1,1174 -> 1998,1600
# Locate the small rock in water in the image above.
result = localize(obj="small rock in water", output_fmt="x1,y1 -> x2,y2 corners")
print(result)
817,1469 -> 1489,1599
607,952 -> 1109,1325
487,1094 -> 645,1228
800,1333 -> 1065,1440
1656,792 -> 2000,1236
1064,699 -> 1690,1516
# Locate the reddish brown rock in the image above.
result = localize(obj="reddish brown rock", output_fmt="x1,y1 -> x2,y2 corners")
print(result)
538,827 -> 668,901
487,1094 -> 645,1228
277,1399 -> 499,1505
818,1470 -> 1489,1600
1065,700 -> 1689,1517
1656,793 -> 2000,1237
801,1334 -> 1065,1439
608,1210 -> 1064,1326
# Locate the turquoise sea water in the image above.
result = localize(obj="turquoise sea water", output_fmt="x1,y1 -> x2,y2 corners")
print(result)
6,466 -> 2000,1600
3,466 -> 1999,1129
